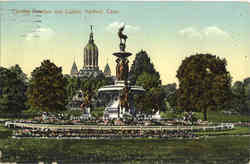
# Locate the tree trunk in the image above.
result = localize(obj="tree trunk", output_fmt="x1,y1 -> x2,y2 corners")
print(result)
203,109 -> 207,121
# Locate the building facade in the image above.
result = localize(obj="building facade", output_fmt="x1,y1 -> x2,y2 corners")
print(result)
70,26 -> 113,78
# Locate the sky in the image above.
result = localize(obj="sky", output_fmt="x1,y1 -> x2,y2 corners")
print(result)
0,1 -> 249,85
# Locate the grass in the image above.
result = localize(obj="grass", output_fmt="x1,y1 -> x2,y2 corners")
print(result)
196,111 -> 250,123
0,136 -> 249,163
0,123 -> 12,139
195,126 -> 250,136
162,110 -> 250,123
0,123 -> 250,163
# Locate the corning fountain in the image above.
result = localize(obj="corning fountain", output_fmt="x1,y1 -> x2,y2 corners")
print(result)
98,25 -> 145,119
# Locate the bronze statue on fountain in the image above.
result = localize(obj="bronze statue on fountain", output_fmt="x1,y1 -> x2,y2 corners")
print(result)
113,25 -> 132,59
118,25 -> 127,52
115,57 -> 129,82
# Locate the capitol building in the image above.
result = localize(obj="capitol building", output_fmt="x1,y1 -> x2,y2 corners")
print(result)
70,27 -> 111,78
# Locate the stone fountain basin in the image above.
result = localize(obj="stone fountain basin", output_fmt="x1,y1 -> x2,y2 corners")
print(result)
98,80 -> 145,92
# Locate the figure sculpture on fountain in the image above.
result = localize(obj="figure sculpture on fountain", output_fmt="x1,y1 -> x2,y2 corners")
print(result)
116,58 -> 129,81
118,25 -> 127,52
119,86 -> 131,113
80,88 -> 93,109
116,58 -> 121,80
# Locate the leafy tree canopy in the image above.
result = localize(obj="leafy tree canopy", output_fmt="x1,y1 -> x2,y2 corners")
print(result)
129,51 -> 164,114
80,74 -> 111,96
65,76 -> 81,102
136,72 -> 161,90
232,81 -> 244,97
129,50 -> 161,85
243,77 -> 250,98
10,64 -> 28,84
230,81 -> 248,114
163,83 -> 177,110
134,72 -> 165,114
176,53 -> 232,120
27,60 -> 67,113
0,66 -> 27,116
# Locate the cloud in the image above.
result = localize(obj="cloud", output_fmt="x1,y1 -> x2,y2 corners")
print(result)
179,27 -> 203,40
179,26 -> 230,40
25,26 -> 55,41
106,21 -> 140,32
203,26 -> 230,38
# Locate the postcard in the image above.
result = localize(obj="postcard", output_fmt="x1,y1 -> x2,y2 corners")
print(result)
0,1 -> 250,164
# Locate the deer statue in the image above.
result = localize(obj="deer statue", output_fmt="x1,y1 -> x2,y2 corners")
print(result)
118,25 -> 128,45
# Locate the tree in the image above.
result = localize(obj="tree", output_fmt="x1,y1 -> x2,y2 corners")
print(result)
230,79 -> 250,114
134,92 -> 154,114
244,78 -> 250,99
129,50 -> 164,113
134,72 -> 165,114
176,54 -> 232,120
232,81 -> 244,97
65,76 -> 80,102
134,87 -> 166,114
10,64 -> 28,85
163,83 -> 177,110
231,81 -> 247,113
129,50 -> 161,85
27,60 -> 67,113
79,74 -> 111,109
136,72 -> 161,90
243,78 -> 250,113
163,83 -> 177,95
150,87 -> 166,112
0,66 -> 27,117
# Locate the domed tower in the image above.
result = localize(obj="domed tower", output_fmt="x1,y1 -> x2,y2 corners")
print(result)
83,25 -> 99,70
79,25 -> 102,78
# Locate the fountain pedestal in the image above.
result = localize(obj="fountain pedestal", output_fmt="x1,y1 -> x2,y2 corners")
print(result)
98,80 -> 144,119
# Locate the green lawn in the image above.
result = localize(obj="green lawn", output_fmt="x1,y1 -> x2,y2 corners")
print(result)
162,111 -> 250,123
0,123 -> 250,163
196,111 -> 250,123
195,126 -> 250,136
0,136 -> 249,163
0,123 -> 12,139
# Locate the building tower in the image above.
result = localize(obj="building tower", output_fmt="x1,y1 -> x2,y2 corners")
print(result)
104,63 -> 111,77
83,25 -> 99,70
79,25 -> 102,77
70,60 -> 79,77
